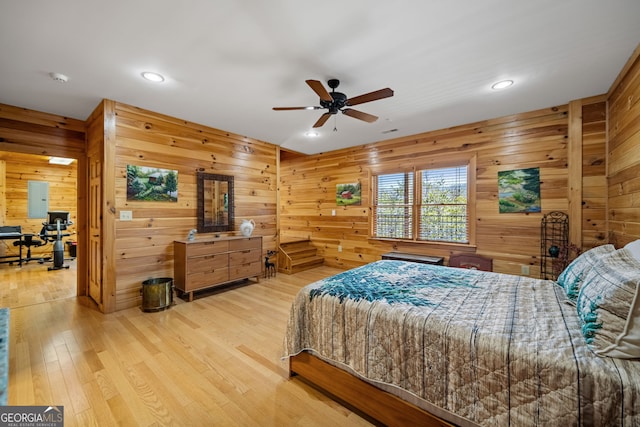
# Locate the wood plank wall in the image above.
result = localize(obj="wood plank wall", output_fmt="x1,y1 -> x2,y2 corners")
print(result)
581,98 -> 608,249
0,152 -> 78,258
0,104 -> 86,159
109,102 -> 278,310
280,102 -> 607,277
608,45 -> 640,247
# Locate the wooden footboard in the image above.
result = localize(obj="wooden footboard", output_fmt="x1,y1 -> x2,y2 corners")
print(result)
289,352 -> 454,427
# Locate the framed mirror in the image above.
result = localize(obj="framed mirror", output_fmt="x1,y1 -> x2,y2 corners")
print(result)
197,172 -> 234,233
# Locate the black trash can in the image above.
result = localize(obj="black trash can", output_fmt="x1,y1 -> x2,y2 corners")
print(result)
140,278 -> 174,312
66,241 -> 77,258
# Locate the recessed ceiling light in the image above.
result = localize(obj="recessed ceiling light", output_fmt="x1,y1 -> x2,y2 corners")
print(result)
304,131 -> 319,138
141,71 -> 165,82
491,80 -> 514,90
49,157 -> 74,165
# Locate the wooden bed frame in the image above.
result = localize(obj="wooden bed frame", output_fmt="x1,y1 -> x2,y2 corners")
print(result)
289,352 -> 454,427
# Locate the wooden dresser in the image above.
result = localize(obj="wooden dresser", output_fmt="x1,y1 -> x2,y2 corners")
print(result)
174,236 -> 262,301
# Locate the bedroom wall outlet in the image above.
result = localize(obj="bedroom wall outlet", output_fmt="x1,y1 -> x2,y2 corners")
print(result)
332,209 -> 336,216
521,265 -> 530,275
338,245 -> 342,252
120,210 -> 133,221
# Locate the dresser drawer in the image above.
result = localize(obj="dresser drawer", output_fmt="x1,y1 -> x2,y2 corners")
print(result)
186,268 -> 229,290
229,249 -> 260,266
229,261 -> 261,281
229,237 -> 261,251
187,253 -> 228,274
186,240 -> 229,256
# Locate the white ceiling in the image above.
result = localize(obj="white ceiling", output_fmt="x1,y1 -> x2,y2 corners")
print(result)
1,1 -> 639,155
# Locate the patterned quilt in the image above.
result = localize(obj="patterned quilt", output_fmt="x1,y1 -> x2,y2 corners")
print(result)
284,260 -> 640,426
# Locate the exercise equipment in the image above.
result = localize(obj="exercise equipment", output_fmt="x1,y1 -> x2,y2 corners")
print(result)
12,234 -> 50,264
0,225 -> 23,266
41,211 -> 73,271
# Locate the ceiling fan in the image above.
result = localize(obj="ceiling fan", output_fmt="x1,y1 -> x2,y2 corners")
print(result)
273,79 -> 394,128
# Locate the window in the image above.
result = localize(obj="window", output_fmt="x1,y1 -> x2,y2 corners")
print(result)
371,156 -> 475,244
419,166 -> 468,242
372,172 -> 414,239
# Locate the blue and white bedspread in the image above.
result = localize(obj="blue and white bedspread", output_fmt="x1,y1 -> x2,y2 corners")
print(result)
284,260 -> 640,426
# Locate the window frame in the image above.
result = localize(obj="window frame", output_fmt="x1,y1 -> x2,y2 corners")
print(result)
369,153 -> 476,247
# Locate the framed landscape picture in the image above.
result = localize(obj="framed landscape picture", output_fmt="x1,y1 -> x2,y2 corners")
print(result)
498,167 -> 540,213
336,183 -> 362,206
126,165 -> 178,202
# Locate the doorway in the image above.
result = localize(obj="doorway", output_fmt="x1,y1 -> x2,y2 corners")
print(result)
0,151 -> 78,309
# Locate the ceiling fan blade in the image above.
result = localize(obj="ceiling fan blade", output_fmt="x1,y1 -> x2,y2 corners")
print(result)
346,88 -> 394,106
273,106 -> 321,111
313,112 -> 332,128
342,108 -> 378,123
306,80 -> 333,102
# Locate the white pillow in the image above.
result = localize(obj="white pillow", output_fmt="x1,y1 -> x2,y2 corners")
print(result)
556,244 -> 615,301
624,239 -> 640,262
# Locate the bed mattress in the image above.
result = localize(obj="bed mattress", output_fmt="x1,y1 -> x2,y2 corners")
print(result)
284,260 -> 640,426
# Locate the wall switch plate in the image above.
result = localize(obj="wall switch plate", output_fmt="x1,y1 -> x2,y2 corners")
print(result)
120,210 -> 133,221
521,265 -> 530,275
338,245 -> 342,252
332,209 -> 336,216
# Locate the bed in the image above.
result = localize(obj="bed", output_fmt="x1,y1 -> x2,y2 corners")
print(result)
284,245 -> 640,426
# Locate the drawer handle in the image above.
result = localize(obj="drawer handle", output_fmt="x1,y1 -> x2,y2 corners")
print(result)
204,241 -> 218,245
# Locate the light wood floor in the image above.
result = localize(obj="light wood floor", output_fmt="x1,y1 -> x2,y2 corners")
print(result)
1,263 -> 374,426
0,258 -> 78,308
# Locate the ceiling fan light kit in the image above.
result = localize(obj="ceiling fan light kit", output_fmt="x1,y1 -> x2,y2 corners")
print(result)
273,79 -> 394,128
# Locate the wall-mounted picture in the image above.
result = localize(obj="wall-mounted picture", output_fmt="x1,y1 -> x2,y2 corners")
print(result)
498,167 -> 541,213
127,165 -> 178,202
336,182 -> 362,206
